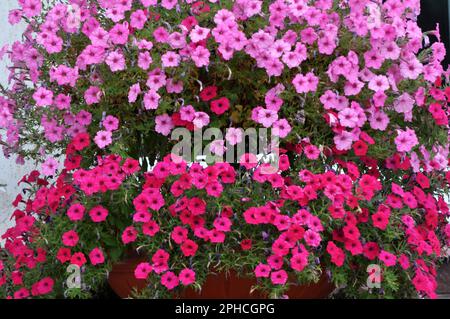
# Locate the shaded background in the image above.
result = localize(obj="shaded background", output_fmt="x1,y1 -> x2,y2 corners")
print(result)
418,0 -> 450,67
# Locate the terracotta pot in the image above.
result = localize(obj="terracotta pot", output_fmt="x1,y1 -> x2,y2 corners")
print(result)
108,255 -> 334,299
108,256 -> 148,298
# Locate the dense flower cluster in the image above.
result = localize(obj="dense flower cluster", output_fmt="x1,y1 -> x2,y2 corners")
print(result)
1,0 -> 450,299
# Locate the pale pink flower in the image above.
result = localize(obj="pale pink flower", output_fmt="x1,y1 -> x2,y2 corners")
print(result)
369,111 -> 390,131
400,58 -> 423,80
272,119 -> 291,138
292,72 -> 319,93
395,128 -> 419,153
155,114 -> 174,136
161,51 -> 180,68
109,22 -> 129,45
166,78 -> 183,93
338,108 -> 359,128
106,50 -> 126,72
368,75 -> 389,92
41,157 -> 58,176
394,93 -> 414,114
143,90 -> 160,110
180,105 -> 195,121
84,86 -> 102,105
257,109 -> 278,128
168,32 -> 187,49
94,130 -> 112,149
130,9 -> 147,30
161,0 -> 177,10
334,131 -> 354,151
191,46 -> 210,67
33,87 -> 53,107
210,140 -> 226,156
225,128 -> 243,146
138,51 -> 152,70
102,115 -> 119,131
128,83 -> 141,103
193,112 -> 210,128
190,25 -> 210,43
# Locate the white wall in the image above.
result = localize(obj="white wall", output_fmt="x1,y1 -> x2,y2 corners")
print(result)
0,1 -> 34,236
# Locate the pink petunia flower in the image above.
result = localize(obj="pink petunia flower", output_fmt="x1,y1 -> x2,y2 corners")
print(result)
143,90 -> 160,110
161,271 -> 179,290
67,203 -> 85,221
41,157 -> 58,176
193,112 -> 210,128
134,262 -> 153,279
109,22 -> 129,45
106,50 -> 126,72
270,269 -> 288,285
84,86 -> 102,105
94,130 -> 112,149
89,205 -> 109,223
379,250 -> 397,267
190,25 -> 210,43
257,108 -> 278,128
254,263 -> 271,278
128,83 -> 141,103
62,230 -> 79,247
395,128 -> 419,153
292,72 -> 319,93
122,226 -> 138,244
334,131 -> 354,151
225,128 -> 242,146
89,248 -> 105,265
179,268 -> 196,286
272,119 -> 291,138
33,87 -> 53,107
191,46 -> 210,67
161,51 -> 180,68
155,114 -> 174,136
180,105 -> 196,121
102,115 -> 119,131
369,111 -> 389,131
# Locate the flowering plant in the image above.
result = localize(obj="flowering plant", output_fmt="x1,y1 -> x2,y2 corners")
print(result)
1,0 -> 450,299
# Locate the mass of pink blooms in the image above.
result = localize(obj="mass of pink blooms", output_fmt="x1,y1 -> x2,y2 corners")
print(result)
0,0 -> 450,299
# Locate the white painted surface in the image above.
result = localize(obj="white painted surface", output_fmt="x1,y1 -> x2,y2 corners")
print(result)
0,1 -> 34,236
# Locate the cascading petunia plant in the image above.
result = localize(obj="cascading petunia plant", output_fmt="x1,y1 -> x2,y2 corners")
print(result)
1,0 -> 450,299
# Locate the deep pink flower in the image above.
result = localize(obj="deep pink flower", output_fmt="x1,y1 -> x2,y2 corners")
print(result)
161,271 -> 179,290
379,250 -> 397,267
89,248 -> 105,265
135,262 -> 153,279
70,252 -> 87,267
270,270 -> 288,285
179,268 -> 196,286
254,263 -> 271,278
181,239 -> 198,257
89,205 -> 109,223
62,230 -> 79,247
210,97 -> 230,115
121,226 -> 138,244
67,203 -> 85,221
